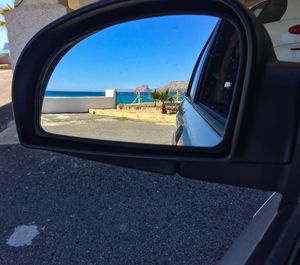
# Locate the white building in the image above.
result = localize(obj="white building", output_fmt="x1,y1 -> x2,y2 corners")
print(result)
5,0 -> 96,69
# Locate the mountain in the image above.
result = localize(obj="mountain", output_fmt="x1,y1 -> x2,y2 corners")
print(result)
135,84 -> 151,93
158,80 -> 189,93
133,81 -> 189,93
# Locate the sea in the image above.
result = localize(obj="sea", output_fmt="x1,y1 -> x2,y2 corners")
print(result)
45,91 -> 184,105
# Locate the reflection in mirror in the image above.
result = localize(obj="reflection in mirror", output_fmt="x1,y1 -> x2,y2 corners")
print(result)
41,15 -> 240,147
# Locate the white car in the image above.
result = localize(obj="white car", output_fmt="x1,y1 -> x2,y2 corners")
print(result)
251,0 -> 300,62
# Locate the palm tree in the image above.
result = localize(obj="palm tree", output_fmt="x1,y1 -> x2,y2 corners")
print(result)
150,89 -> 172,114
0,4 -> 13,28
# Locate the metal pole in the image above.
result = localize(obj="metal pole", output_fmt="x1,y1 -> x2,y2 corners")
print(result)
138,91 -> 141,104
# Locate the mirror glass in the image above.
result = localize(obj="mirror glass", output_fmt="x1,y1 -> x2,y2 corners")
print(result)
41,15 -> 240,147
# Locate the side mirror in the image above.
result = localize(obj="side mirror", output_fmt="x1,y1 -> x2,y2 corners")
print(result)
12,0 -> 300,192
41,15 -> 235,148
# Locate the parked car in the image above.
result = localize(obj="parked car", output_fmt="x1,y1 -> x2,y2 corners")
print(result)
252,0 -> 300,62
175,0 -> 300,147
174,19 -> 238,146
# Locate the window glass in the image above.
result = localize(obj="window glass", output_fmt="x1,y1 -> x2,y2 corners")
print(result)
197,22 -> 240,118
251,1 -> 269,17
188,42 -> 212,100
249,0 -> 287,23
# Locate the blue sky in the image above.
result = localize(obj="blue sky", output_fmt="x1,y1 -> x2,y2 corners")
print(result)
47,15 -> 218,92
0,29 -> 8,50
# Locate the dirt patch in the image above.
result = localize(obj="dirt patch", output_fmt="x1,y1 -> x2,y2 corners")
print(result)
89,109 -> 176,123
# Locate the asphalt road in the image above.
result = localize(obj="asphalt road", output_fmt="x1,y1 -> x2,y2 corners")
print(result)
0,143 -> 271,265
0,70 -> 271,264
41,113 -> 176,145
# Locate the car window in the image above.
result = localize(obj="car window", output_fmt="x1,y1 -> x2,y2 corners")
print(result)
188,40 -> 212,100
251,0 -> 269,17
196,22 -> 240,119
250,0 -> 287,23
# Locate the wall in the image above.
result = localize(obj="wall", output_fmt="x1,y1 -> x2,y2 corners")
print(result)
42,89 -> 116,113
0,55 -> 11,65
5,0 -> 68,69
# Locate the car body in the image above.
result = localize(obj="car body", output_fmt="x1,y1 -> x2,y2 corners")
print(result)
175,0 -> 300,146
174,20 -> 238,146
252,0 -> 300,63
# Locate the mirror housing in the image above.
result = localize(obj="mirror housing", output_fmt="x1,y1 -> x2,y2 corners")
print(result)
12,0 -> 300,192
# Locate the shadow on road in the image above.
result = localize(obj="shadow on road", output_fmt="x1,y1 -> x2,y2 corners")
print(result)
0,103 -> 13,133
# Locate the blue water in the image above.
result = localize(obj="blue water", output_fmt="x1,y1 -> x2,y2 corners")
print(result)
45,91 -> 184,104
117,92 -> 156,104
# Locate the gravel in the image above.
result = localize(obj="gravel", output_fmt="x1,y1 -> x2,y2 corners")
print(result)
0,144 -> 271,265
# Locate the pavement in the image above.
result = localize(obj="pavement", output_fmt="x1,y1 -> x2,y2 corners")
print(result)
0,70 -> 271,264
41,113 -> 176,145
89,108 -> 177,123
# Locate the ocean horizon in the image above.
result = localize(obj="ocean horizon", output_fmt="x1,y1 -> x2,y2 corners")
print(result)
45,91 -> 184,105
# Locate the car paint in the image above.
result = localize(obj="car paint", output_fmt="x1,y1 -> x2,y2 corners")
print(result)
260,0 -> 300,62
265,18 -> 300,62
176,0 -> 300,147
175,21 -> 227,147
175,100 -> 222,147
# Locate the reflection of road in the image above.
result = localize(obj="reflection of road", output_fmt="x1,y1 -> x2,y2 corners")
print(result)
41,113 -> 176,145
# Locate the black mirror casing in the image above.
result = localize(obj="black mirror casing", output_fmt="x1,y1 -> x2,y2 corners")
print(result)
12,0 -> 300,193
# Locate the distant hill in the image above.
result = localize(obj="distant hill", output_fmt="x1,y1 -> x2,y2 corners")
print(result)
158,80 -> 189,93
135,84 -> 151,93
133,81 -> 189,93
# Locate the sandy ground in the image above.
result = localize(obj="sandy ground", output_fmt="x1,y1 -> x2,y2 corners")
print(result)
42,113 -> 176,145
89,108 -> 177,123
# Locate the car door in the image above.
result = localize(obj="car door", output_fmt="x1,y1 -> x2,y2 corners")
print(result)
175,20 -> 240,147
